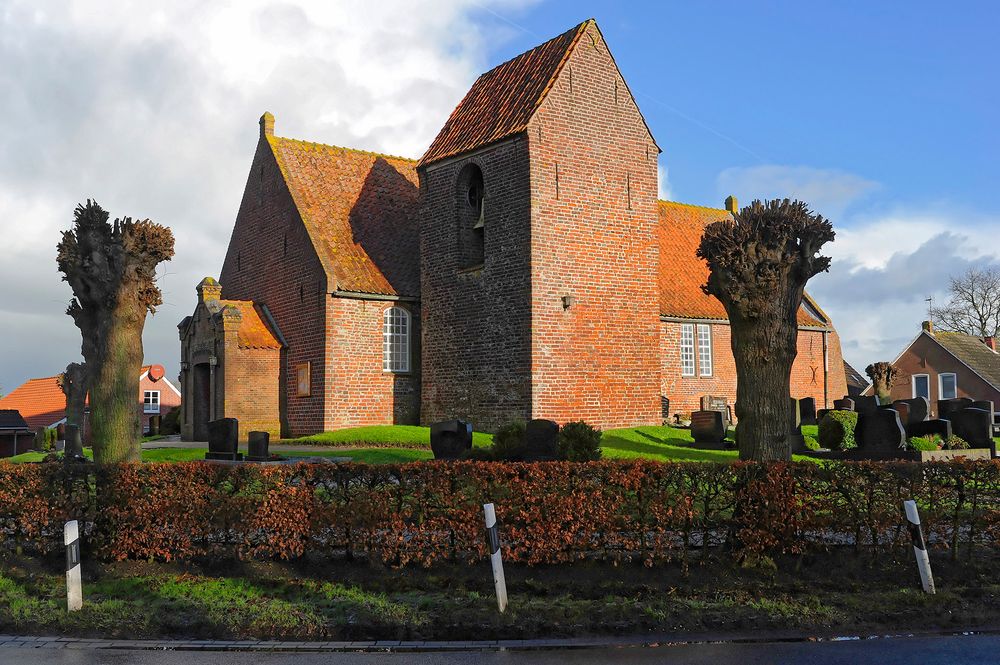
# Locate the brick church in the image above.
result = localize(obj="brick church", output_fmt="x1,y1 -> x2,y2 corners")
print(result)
178,19 -> 848,440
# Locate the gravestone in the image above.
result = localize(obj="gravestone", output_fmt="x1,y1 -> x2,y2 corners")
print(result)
893,397 -> 929,425
890,402 -> 910,426
63,424 -> 84,461
949,407 -> 996,456
833,398 -> 855,411
853,395 -> 879,414
788,398 -> 805,452
206,418 -> 242,461
906,419 -> 952,440
938,397 -> 974,420
853,409 -> 906,458
148,415 -> 161,436
700,395 -> 731,428
661,397 -> 670,424
690,410 -> 726,446
971,400 -> 994,418
816,408 -> 832,425
523,419 -> 559,461
798,397 -> 817,426
430,419 -> 473,460
246,431 -> 270,462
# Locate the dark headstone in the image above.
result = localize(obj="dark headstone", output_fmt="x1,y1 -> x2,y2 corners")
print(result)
938,397 -> 974,420
950,407 -> 996,456
853,395 -> 879,414
854,409 -> 906,458
971,400 -> 995,419
691,410 -> 726,446
63,424 -> 84,461
891,401 -> 910,426
798,397 -> 817,426
523,419 -> 559,461
430,419 -> 473,460
206,418 -> 242,461
661,397 -> 670,423
906,419 -> 952,440
816,408 -> 832,425
893,397 -> 929,425
833,398 -> 855,411
788,398 -> 805,451
246,431 -> 270,462
700,395 -> 731,428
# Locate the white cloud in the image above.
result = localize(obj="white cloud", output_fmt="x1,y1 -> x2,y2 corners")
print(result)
0,0 -> 532,392
716,165 -> 880,219
657,159 -> 672,201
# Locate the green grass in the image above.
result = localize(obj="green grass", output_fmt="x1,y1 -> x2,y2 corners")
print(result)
601,425 -> 816,463
281,424 -> 494,449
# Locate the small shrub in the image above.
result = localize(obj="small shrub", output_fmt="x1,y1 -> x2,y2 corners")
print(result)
818,410 -> 858,450
944,435 -> 970,450
160,407 -> 181,435
33,428 -> 57,452
557,421 -> 602,462
462,446 -> 494,461
907,436 -> 938,452
803,434 -> 820,451
491,421 -> 526,461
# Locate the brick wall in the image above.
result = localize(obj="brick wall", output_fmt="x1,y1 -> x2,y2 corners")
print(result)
219,136 -> 328,436
326,297 -> 421,427
220,344 -> 282,438
526,22 -> 661,429
419,138 -> 533,431
661,320 -> 850,420
889,333 -> 1000,416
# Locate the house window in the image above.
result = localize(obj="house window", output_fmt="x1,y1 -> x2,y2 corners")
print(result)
456,163 -> 485,268
697,324 -> 712,376
912,374 -> 930,400
383,306 -> 410,373
939,373 -> 957,400
680,324 -> 695,376
143,390 -> 160,414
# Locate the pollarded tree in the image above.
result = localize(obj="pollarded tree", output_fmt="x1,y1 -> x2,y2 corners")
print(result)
697,199 -> 835,461
865,361 -> 898,405
56,200 -> 174,463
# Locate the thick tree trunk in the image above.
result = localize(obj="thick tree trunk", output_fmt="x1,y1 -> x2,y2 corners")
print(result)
730,292 -> 800,461
89,292 -> 146,463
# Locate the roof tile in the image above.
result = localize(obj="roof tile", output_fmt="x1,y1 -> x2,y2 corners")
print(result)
933,332 -> 1000,391
0,376 -> 66,430
217,300 -> 283,350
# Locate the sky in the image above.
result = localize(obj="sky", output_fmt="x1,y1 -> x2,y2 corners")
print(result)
0,0 -> 997,394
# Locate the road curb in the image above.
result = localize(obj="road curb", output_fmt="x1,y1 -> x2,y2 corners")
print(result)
1,628 -> 998,653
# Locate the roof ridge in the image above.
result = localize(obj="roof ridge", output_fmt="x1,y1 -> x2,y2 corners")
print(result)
658,199 -> 729,214
268,135 -> 417,164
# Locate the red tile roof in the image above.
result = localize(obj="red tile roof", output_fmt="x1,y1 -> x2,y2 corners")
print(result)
419,20 -> 590,166
0,375 -> 66,430
658,201 -> 826,327
268,137 -> 421,297
217,300 -> 283,349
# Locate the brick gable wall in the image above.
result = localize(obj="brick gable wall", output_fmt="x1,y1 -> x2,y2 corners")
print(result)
889,334 -> 1000,415
419,138 -> 533,430
525,22 -> 661,428
219,137 -> 328,436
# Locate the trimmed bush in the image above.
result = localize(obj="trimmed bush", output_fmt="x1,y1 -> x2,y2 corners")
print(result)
945,435 -> 970,450
160,407 -> 181,435
818,410 -> 858,450
907,436 -> 938,452
491,421 -> 527,461
557,421 -> 602,462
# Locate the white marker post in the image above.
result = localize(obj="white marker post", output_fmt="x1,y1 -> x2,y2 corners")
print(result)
903,500 -> 935,594
483,503 -> 508,613
64,520 -> 82,611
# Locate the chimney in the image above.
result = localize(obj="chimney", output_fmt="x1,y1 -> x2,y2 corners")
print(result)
922,320 -> 934,334
985,336 -> 996,352
725,195 -> 738,214
197,277 -> 222,304
259,111 -> 274,138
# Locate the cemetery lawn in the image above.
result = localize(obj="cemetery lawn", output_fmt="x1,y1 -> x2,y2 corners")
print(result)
2,550 -> 998,641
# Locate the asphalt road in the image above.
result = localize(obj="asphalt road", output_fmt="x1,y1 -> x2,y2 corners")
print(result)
3,635 -> 998,664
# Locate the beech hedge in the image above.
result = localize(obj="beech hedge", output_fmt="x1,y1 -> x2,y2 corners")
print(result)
1,460 -> 999,566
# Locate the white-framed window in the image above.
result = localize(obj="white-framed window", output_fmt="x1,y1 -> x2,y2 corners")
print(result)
680,324 -> 695,376
383,306 -> 410,373
143,390 -> 160,414
697,324 -> 712,376
939,373 -> 958,400
912,374 -> 930,400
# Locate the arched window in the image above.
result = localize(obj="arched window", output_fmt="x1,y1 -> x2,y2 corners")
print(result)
456,163 -> 485,268
383,307 -> 410,372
